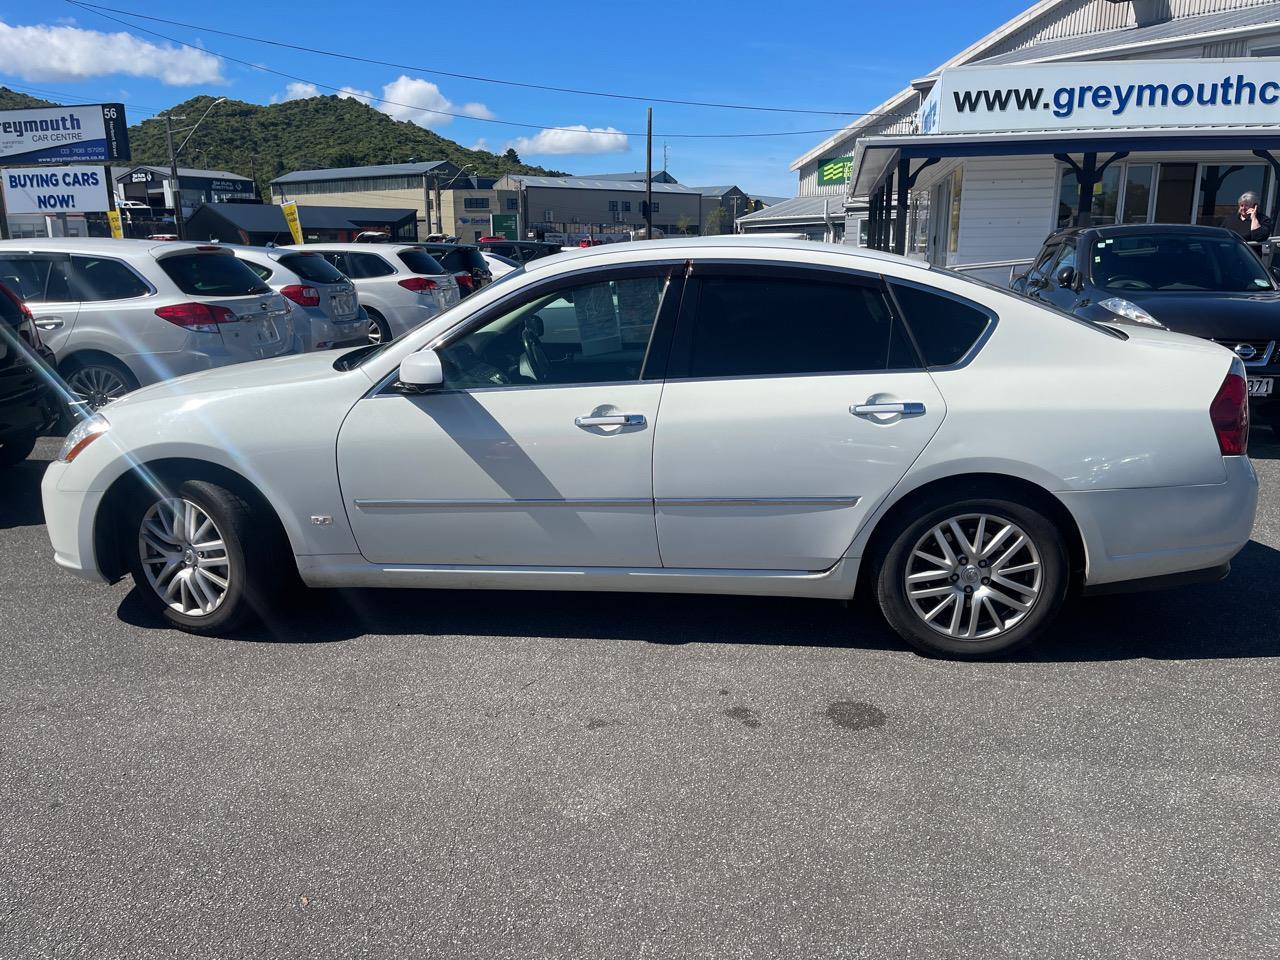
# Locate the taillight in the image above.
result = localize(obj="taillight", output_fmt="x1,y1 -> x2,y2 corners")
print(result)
455,273 -> 474,289
281,284 -> 321,307
155,302 -> 237,332
398,276 -> 438,293
1210,371 -> 1249,455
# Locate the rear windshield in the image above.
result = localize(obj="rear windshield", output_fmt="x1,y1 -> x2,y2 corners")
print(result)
279,253 -> 348,284
397,250 -> 447,275
431,247 -> 486,272
159,253 -> 271,297
1090,234 -> 1274,292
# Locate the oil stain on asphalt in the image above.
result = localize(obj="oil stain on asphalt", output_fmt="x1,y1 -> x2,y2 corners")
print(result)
824,701 -> 887,731
723,706 -> 762,729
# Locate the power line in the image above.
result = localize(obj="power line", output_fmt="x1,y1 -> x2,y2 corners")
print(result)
64,1 -> 884,138
0,80 -> 164,117
67,1 -> 897,120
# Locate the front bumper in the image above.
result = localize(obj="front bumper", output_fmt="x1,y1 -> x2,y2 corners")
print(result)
40,459 -> 108,582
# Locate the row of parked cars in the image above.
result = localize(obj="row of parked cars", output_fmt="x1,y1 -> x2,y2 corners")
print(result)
0,236 -> 575,466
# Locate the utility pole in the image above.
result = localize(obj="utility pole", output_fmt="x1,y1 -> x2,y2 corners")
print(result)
434,175 -> 443,236
644,107 -> 653,240
164,114 -> 185,240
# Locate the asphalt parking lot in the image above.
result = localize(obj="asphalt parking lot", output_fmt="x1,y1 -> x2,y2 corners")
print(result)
2,437 -> 1278,959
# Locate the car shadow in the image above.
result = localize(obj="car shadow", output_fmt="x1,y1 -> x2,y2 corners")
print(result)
115,539 -> 1280,662
0,446 -> 51,530
1249,432 -> 1280,460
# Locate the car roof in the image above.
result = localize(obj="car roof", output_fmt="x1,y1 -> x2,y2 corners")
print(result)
281,242 -> 422,252
0,237 -> 232,258
1079,223 -> 1238,240
412,242 -> 480,251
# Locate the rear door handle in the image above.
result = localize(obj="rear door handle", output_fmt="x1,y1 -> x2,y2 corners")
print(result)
35,317 -> 64,330
575,413 -> 646,428
851,402 -> 926,417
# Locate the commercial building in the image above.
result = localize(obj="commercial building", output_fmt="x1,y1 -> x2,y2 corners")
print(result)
185,202 -> 418,245
782,0 -> 1280,280
114,165 -> 258,214
269,161 -> 466,240
494,175 -> 704,243
581,170 -> 682,184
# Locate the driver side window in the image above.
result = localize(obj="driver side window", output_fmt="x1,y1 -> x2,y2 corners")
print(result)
438,273 -> 668,389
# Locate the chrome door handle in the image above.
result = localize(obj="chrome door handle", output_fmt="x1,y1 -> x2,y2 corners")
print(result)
851,402 -> 926,416
35,317 -> 63,329
575,413 -> 646,428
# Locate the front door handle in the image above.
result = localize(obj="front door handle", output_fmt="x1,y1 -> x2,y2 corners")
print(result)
35,317 -> 64,329
851,401 -> 926,417
575,413 -> 646,428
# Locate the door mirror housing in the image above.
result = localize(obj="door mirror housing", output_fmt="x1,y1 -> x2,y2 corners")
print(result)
396,349 -> 444,393
1056,265 -> 1077,289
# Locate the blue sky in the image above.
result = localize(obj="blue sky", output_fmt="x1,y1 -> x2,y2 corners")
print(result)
0,0 -> 1028,196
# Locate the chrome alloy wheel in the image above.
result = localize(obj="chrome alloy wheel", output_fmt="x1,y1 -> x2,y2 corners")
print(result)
66,365 -> 130,410
904,513 -> 1043,641
367,318 -> 384,344
138,498 -> 231,617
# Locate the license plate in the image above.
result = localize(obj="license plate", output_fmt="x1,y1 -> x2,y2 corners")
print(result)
332,293 -> 356,317
1248,377 -> 1273,397
257,318 -> 280,344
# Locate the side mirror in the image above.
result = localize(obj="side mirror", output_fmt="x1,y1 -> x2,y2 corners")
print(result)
396,349 -> 443,393
1056,265 -> 1077,288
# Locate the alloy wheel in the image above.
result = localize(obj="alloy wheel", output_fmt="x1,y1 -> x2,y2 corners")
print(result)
67,365 -> 130,410
138,498 -> 231,618
367,318 -> 384,344
904,513 -> 1043,641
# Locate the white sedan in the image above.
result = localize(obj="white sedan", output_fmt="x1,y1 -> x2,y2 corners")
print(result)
41,238 -> 1258,658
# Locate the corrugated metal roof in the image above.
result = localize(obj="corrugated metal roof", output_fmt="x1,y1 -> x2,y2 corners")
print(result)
579,171 -> 680,182
691,185 -> 747,197
974,2 -> 1280,63
504,175 -> 701,194
271,161 -> 452,184
124,164 -> 253,181
737,195 -> 839,223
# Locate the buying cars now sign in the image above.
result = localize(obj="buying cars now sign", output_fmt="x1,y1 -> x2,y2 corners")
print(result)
2,166 -> 111,214
0,104 -> 129,165
919,58 -> 1280,135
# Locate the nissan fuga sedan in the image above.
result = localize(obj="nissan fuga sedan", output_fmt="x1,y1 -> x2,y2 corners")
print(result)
41,238 -> 1258,658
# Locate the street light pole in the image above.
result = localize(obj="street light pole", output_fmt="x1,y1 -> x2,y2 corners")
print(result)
644,108 -> 653,240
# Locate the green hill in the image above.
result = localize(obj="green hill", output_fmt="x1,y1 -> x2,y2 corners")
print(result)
124,95 -> 567,197
0,87 -> 58,110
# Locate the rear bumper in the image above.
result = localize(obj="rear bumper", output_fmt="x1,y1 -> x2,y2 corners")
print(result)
1062,455 -> 1258,588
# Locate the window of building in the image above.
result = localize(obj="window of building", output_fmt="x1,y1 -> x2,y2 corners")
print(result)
889,282 -> 991,367
1154,163 -> 1197,222
1121,164 -> 1155,224
463,197 -> 490,210
1195,163 -> 1271,227
651,201 -> 658,213
608,200 -> 618,212
684,274 -> 912,379
947,167 -> 962,253
1057,164 -> 1120,229
506,198 -> 518,211
622,201 -> 631,212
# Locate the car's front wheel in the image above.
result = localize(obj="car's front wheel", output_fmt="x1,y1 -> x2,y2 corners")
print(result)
875,496 -> 1069,658
125,480 -> 288,635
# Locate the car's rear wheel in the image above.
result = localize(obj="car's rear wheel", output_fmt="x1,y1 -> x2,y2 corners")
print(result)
365,309 -> 391,345
0,431 -> 37,467
125,479 -> 288,635
875,496 -> 1069,658
63,357 -> 138,411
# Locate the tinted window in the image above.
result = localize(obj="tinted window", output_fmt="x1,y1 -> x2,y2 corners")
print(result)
686,275 -> 911,378
159,254 -> 271,296
243,261 -> 273,282
1025,243 -> 1060,285
393,251 -> 445,276
0,255 -> 71,302
439,275 -> 665,388
1090,233 -> 1273,292
483,243 -> 519,260
279,253 -> 347,284
890,283 -> 991,367
70,256 -> 151,301
429,247 -> 485,272
345,253 -> 396,279
0,287 -> 22,325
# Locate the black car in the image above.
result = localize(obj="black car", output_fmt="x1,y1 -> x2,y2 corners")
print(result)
410,243 -> 492,297
1013,223 -> 1280,430
476,239 -> 562,264
0,283 -> 60,467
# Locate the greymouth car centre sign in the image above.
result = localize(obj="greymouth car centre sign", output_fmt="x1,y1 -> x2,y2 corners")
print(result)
0,104 -> 130,165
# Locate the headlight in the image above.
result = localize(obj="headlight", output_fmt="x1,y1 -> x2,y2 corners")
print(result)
1099,297 -> 1164,327
58,414 -> 109,463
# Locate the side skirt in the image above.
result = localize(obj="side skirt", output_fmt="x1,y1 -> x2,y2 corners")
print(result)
296,555 -> 860,600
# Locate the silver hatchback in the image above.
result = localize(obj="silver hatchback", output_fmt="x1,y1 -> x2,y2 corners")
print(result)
228,246 -> 369,352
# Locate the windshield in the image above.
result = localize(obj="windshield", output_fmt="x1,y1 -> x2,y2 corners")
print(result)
1090,234 -> 1274,292
159,253 -> 271,297
937,262 -> 1127,340
279,252 -> 347,284
397,250 -> 447,275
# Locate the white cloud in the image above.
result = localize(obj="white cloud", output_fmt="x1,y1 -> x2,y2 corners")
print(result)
469,138 -> 490,152
338,85 -> 373,104
273,82 -> 373,104
507,125 -> 629,156
0,20 -> 222,85
377,75 -> 491,129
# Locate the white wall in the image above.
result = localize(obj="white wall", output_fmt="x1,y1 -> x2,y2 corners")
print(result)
950,156 -> 1059,266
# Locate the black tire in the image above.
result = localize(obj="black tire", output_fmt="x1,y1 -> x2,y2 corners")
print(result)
365,309 -> 392,345
874,495 -> 1069,659
62,356 -> 139,411
124,479 -> 289,636
0,431 -> 37,467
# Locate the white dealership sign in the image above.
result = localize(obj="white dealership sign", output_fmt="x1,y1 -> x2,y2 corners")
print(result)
2,165 -> 111,214
919,58 -> 1280,134
0,104 -> 129,164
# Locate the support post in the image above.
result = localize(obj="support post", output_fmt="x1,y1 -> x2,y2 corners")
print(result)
1253,150 -> 1280,230
894,157 -> 910,255
165,115 -> 185,241
645,107 -> 653,239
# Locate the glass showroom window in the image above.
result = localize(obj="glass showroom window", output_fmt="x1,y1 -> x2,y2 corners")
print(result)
1195,164 -> 1271,226
1057,164 -> 1120,229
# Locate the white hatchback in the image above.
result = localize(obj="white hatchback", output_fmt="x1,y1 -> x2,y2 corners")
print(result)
41,238 -> 1259,658
284,243 -> 460,343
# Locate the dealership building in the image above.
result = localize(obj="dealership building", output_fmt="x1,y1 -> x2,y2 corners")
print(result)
760,0 -> 1280,277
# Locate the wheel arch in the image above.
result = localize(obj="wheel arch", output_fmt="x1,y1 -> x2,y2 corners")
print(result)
853,472 -> 1088,598
59,348 -> 141,384
93,457 -> 295,583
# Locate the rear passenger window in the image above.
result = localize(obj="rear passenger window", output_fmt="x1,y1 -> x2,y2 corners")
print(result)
242,262 -> 273,283
890,283 -> 991,367
685,275 -> 915,378
346,253 -> 395,279
70,256 -> 151,301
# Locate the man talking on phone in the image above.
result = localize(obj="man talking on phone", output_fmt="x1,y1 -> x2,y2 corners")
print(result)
1220,191 -> 1273,242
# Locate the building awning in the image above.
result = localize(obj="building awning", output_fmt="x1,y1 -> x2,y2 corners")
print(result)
736,194 -> 842,226
852,125 -> 1280,196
